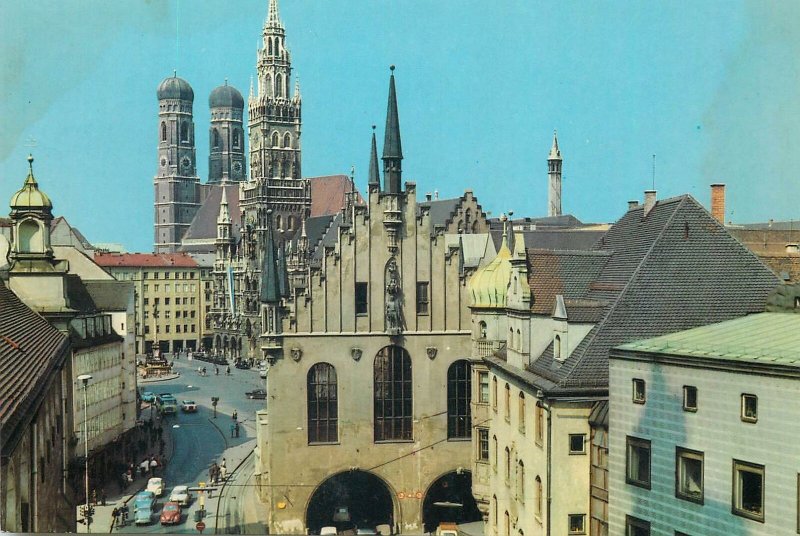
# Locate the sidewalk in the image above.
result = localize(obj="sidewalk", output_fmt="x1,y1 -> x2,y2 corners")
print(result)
75,405 -> 176,533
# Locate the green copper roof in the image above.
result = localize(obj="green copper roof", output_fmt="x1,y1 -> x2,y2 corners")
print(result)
617,312 -> 800,367
10,155 -> 52,210
382,69 -> 402,161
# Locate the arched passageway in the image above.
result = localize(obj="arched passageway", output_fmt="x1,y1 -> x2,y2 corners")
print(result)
422,471 -> 482,533
306,470 -> 395,534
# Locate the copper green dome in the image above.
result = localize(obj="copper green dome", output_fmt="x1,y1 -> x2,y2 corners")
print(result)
209,82 -> 244,109
157,74 -> 194,101
10,155 -> 52,210
469,221 -> 513,308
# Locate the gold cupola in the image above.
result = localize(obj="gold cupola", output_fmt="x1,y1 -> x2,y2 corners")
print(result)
469,214 -> 513,308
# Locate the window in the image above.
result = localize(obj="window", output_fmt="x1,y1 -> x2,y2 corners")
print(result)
165,311 -> 170,319
492,377 -> 498,411
180,122 -> 189,142
517,461 -> 525,500
632,378 -> 646,404
283,132 -> 291,148
477,428 -> 489,461
374,346 -> 412,441
307,363 -> 338,443
732,460 -> 764,522
479,321 -> 487,339
143,298 -> 149,306
271,132 -> 279,147
155,284 -> 160,292
625,516 -> 650,536
683,386 -> 698,412
504,384 -> 511,421
504,511 -> 510,536
478,371 -> 490,404
160,122 -> 167,141
505,447 -> 511,482
447,360 -> 472,439
535,476 -> 542,518
355,282 -> 368,315
518,392 -> 526,433
741,394 -> 758,423
535,402 -> 544,445
165,325 -> 170,333
233,129 -> 239,148
416,281 -> 429,314
213,129 -> 221,148
626,436 -> 651,489
554,334 -> 561,360
165,297 -> 170,305
175,324 -> 180,333
568,514 -> 586,534
492,435 -> 498,471
676,448 -> 704,503
569,434 -> 586,455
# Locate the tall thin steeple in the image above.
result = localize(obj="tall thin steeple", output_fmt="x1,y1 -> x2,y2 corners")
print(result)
368,125 -> 380,188
260,211 -> 281,304
266,0 -> 282,28
547,130 -> 563,217
382,65 -> 403,194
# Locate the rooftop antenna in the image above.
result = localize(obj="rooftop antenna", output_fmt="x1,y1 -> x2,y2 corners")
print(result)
652,154 -> 656,190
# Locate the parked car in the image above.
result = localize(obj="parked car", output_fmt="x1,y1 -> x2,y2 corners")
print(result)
140,391 -> 156,403
246,388 -> 267,400
235,360 -> 250,369
157,394 -> 178,415
159,501 -> 182,525
169,485 -> 192,506
180,400 -> 197,413
146,477 -> 164,496
259,365 -> 268,378
133,491 -> 156,525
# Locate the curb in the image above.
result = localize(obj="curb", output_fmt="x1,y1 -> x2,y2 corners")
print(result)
214,444 -> 255,534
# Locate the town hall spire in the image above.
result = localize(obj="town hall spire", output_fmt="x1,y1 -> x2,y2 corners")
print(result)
547,130 -> 563,217
382,65 -> 403,194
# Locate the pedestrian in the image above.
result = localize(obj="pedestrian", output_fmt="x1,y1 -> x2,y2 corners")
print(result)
111,507 -> 119,527
235,422 -> 240,438
101,488 -> 107,506
120,504 -> 129,527
232,410 -> 238,421
226,365 -> 231,375
221,458 -> 226,470
230,423 -> 236,438
220,464 -> 227,481
215,366 -> 219,375
209,463 -> 218,484
92,488 -> 98,506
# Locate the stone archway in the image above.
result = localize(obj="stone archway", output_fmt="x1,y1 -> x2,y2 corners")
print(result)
306,470 -> 397,534
421,470 -> 482,533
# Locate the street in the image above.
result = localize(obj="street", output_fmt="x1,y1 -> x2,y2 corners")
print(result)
120,358 -> 266,534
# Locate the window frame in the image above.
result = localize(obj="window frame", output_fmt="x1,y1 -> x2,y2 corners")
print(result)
568,514 -> 586,535
307,363 -> 339,444
478,371 -> 490,404
625,515 -> 650,536
355,282 -> 368,315
447,360 -> 472,440
535,402 -> 544,446
632,378 -> 646,404
732,459 -> 765,523
373,345 -> 413,442
569,433 -> 587,455
477,428 -> 489,462
625,436 -> 651,490
492,377 -> 498,412
416,281 -> 430,315
675,447 -> 704,504
741,393 -> 758,423
518,392 -> 526,434
504,383 -> 511,422
683,385 -> 698,412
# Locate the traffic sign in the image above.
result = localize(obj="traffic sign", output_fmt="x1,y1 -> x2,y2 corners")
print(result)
196,520 -> 206,533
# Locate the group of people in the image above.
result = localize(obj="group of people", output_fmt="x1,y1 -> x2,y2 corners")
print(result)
197,364 -> 233,376
110,504 -> 129,528
209,458 -> 227,484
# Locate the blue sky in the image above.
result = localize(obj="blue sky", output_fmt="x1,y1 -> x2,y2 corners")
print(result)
2,1 -> 798,252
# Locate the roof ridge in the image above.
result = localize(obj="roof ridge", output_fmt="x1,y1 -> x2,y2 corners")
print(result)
526,248 -> 612,257
557,196 -> 689,383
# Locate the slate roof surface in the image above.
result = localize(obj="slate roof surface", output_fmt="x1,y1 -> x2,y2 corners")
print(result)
616,312 -> 800,367
308,175 -> 364,217
94,252 -> 199,268
528,249 -> 611,315
0,282 -> 70,452
84,280 -> 133,311
492,228 -> 604,253
489,214 -> 586,229
181,185 -> 241,246
419,198 -> 461,231
525,195 -> 781,393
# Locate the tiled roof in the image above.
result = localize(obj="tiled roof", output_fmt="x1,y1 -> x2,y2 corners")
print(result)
528,249 -> 611,315
526,195 -> 781,393
489,214 -> 586,229
84,280 -> 133,311
0,282 -> 70,453
94,252 -> 199,268
181,184 -> 241,247
736,220 -> 800,231
616,312 -> 800,367
308,175 -> 364,217
419,198 -> 461,230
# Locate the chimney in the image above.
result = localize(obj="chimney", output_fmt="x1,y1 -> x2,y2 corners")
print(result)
710,183 -> 725,223
643,190 -> 657,217
628,200 -> 639,211
425,192 -> 432,202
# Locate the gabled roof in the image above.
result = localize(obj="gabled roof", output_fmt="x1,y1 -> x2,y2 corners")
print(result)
308,175 -> 364,217
0,282 -> 70,454
524,195 -> 780,393
181,185 -> 242,252
419,197 -> 461,230
527,249 -> 611,315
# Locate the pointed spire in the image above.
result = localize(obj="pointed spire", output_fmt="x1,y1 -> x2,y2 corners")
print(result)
368,125 -> 380,186
217,188 -> 231,224
499,213 -> 510,252
260,210 -> 281,303
382,65 -> 403,161
265,0 -> 283,29
25,154 -> 36,186
549,130 -> 562,160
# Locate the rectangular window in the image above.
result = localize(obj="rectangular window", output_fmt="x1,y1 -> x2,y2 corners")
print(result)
569,434 -> 586,455
478,372 -> 489,404
568,514 -> 586,535
191,325 -> 196,333
154,297 -> 160,305
355,282 -> 368,315
626,436 -> 651,489
143,298 -> 149,306
504,384 -> 510,422
732,460 -> 765,522
144,272 -> 149,279
165,297 -> 171,306
632,378 -> 646,404
478,428 -> 489,461
165,311 -> 170,319
416,281 -> 429,314
676,448 -> 704,503
190,297 -> 196,305
175,325 -> 181,333
165,284 -> 171,293
165,325 -> 170,333
153,272 -> 158,279
143,284 -> 149,292
683,386 -> 698,412
145,326 -> 150,334
741,394 -> 758,423
625,516 -> 650,536
154,284 -> 160,292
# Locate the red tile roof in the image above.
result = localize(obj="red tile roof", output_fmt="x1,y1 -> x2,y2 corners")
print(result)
94,252 -> 199,268
308,175 -> 364,217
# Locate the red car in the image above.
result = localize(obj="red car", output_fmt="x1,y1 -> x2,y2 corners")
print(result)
159,501 -> 182,525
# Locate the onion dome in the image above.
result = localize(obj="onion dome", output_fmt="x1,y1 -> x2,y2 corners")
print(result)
209,81 -> 244,109
157,74 -> 194,101
10,155 -> 52,210
469,215 -> 513,308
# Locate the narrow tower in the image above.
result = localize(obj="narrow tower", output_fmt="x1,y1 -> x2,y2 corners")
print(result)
154,74 -> 201,253
382,65 -> 403,194
209,81 -> 247,184
547,130 -> 562,217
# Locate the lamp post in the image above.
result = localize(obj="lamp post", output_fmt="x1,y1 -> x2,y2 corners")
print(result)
78,374 -> 92,533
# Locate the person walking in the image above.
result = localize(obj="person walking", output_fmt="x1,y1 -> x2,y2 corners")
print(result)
226,365 -> 231,375
111,507 -> 119,528
232,410 -> 238,422
230,423 -> 236,438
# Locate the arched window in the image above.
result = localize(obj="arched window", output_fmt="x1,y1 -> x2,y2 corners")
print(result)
307,363 -> 338,443
287,215 -> 295,231
517,461 -> 525,500
504,511 -> 510,536
274,37 -> 279,55
283,132 -> 291,148
505,447 -> 511,482
492,377 -> 498,410
271,132 -> 279,147
492,496 -> 497,529
554,334 -> 561,360
478,321 -> 487,339
509,328 -> 513,347
374,345 -> 412,441
180,122 -> 189,142
535,476 -> 543,517
447,360 -> 472,439
516,329 -> 521,351
492,435 -> 498,470
18,220 -> 42,253
536,402 -> 544,444
504,383 -> 510,421
232,129 -> 239,148
268,37 -> 273,55
212,129 -> 221,148
265,74 -> 272,96
276,215 -> 283,231
276,74 -> 283,97
518,392 -> 526,433
160,122 -> 167,141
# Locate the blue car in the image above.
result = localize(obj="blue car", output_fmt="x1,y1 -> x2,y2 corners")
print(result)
133,491 -> 156,525
140,391 -> 156,403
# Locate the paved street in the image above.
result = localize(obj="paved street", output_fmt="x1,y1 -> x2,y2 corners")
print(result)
83,358 -> 268,534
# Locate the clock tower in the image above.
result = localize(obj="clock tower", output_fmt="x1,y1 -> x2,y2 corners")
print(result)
154,73 -> 201,253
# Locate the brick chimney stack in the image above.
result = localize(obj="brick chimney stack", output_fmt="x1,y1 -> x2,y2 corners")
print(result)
710,183 -> 725,223
643,190 -> 657,217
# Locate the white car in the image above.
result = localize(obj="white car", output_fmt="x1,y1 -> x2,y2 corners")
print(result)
146,477 -> 164,497
180,400 -> 197,412
168,484 -> 192,506
320,527 -> 338,535
259,366 -> 267,379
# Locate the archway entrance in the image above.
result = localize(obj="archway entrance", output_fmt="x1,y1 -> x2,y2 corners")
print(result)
306,470 -> 394,534
422,471 -> 482,533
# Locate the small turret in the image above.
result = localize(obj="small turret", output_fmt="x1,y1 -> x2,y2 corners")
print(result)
547,130 -> 563,217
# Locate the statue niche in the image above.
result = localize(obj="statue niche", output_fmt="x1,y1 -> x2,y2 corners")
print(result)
384,257 -> 404,336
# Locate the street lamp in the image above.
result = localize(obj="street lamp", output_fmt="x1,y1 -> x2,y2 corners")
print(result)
77,374 -> 92,532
